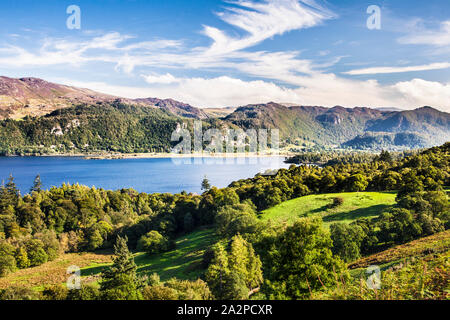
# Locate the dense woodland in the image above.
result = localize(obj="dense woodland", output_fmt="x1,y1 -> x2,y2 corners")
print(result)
0,143 -> 448,300
0,103 -> 206,155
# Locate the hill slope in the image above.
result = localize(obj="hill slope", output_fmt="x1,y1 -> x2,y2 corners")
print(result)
0,76 -> 208,120
0,103 -> 183,154
260,191 -> 397,227
1,76 -> 449,151
225,103 -> 450,148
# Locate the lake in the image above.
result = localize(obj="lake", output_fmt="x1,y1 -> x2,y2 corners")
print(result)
0,156 -> 292,195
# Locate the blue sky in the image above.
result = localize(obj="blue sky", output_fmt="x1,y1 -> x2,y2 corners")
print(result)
0,0 -> 449,111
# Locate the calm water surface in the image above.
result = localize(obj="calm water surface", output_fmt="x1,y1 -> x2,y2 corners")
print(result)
0,156 -> 291,195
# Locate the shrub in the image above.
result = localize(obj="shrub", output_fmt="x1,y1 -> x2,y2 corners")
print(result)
141,285 -> 178,300
0,242 -> 17,277
137,231 -> 173,255
41,284 -> 69,300
25,239 -> 48,267
67,284 -> 100,300
330,197 -> 344,208
0,287 -> 39,300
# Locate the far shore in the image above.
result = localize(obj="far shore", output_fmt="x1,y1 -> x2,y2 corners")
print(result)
3,151 -> 295,160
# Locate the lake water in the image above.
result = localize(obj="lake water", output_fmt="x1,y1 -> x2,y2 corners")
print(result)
0,156 -> 291,195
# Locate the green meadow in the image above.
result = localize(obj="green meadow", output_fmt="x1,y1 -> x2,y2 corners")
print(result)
81,228 -> 217,282
260,191 -> 397,227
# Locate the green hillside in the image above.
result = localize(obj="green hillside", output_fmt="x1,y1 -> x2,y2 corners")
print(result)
81,228 -> 217,282
1,101 -> 449,154
260,191 -> 397,226
0,103 -> 182,155
225,103 -> 450,149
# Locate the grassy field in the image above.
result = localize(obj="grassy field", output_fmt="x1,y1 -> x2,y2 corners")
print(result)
0,252 -> 112,290
0,228 -> 217,290
260,191 -> 397,227
81,228 -> 217,282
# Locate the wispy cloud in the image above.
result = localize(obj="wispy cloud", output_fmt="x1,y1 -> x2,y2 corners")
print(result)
1,0 -> 449,112
343,62 -> 450,75
0,32 -> 182,68
202,0 -> 335,55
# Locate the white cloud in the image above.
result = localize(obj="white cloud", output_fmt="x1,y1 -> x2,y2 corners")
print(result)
142,73 -> 181,84
0,1 -> 336,83
392,79 -> 450,112
343,62 -> 450,75
399,20 -> 450,46
59,75 -> 450,112
2,1 -> 450,113
0,32 -> 182,68
202,0 -> 335,55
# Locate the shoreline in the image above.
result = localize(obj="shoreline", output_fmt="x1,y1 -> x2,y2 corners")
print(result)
2,152 -> 295,160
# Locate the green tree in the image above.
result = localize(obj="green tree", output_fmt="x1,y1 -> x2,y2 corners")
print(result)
0,242 -> 17,277
346,174 -> 368,192
0,175 -> 19,210
206,235 -> 263,300
87,229 -> 104,251
14,247 -> 30,269
264,218 -> 346,299
330,223 -> 365,262
201,176 -> 212,192
137,230 -> 171,255
100,236 -> 142,300
30,174 -> 42,193
25,239 -> 48,267
378,150 -> 393,163
183,212 -> 195,232
216,202 -> 259,237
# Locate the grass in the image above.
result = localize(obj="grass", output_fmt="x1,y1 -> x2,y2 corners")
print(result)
0,228 -> 217,290
0,252 -> 112,290
349,229 -> 450,271
81,228 -> 217,282
260,191 -> 397,227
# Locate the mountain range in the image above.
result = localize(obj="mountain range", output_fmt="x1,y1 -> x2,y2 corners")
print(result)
0,76 -> 449,153
0,76 -> 209,120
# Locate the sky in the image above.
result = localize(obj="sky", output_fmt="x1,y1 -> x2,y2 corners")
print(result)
0,0 -> 449,111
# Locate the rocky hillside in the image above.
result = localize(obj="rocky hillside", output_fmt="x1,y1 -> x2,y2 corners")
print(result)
0,76 -> 117,119
224,102 -> 450,148
1,76 -> 448,151
0,76 -> 208,120
134,98 -> 208,119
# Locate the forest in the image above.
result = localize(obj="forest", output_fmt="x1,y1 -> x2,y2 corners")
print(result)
0,143 -> 448,300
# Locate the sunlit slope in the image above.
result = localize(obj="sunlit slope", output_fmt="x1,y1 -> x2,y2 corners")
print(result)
260,191 -> 397,226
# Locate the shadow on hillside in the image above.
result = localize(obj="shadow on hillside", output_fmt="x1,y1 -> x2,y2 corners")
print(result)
323,204 -> 393,223
308,204 -> 332,215
82,264 -> 109,276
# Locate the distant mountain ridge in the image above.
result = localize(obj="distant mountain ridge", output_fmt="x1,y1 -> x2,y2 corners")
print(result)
0,76 -> 448,151
0,76 -> 207,120
224,102 -> 450,148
